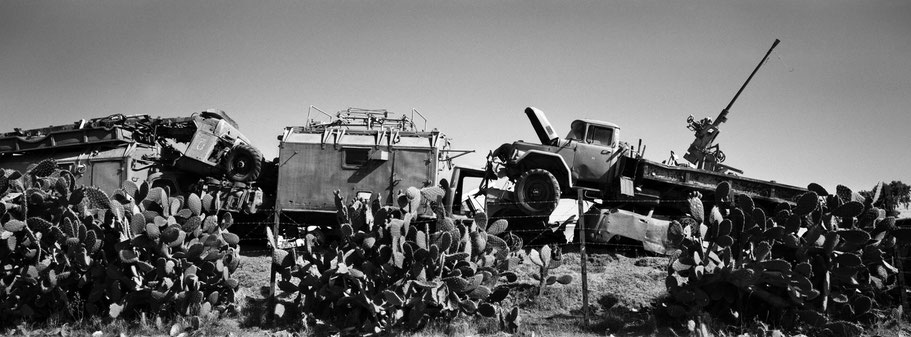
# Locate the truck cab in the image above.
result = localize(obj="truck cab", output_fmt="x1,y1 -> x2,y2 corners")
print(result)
493,107 -> 628,215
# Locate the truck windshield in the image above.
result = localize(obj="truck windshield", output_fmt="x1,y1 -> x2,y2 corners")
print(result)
586,126 -> 614,146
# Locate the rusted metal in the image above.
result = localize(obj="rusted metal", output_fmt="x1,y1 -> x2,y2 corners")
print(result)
0,111 -> 265,213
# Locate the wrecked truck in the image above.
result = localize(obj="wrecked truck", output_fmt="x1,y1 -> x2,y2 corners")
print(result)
450,40 -> 809,253
488,107 -> 805,216
449,107 -> 806,253
0,110 -> 266,213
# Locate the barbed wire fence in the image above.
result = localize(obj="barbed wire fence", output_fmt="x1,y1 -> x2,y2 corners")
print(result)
243,196 -> 911,327
232,206 -> 667,257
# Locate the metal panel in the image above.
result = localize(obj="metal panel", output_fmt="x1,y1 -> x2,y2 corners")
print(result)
184,130 -> 218,164
277,143 -> 389,211
277,143 -> 439,212
0,128 -> 133,154
391,148 -> 436,200
91,160 -> 123,193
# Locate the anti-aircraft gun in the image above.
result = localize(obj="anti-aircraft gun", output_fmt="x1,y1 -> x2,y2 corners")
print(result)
680,39 -> 781,174
450,39 -> 803,229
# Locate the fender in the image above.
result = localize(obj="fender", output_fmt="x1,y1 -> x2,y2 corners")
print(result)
514,149 -> 573,190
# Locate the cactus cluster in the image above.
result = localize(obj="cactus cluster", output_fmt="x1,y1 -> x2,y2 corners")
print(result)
271,188 -> 522,335
663,182 -> 908,336
0,160 -> 240,327
528,244 -> 573,296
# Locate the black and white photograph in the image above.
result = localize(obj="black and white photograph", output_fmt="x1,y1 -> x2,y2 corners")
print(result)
1,1 -> 910,336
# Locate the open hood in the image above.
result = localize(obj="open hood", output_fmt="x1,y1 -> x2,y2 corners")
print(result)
524,107 -> 559,145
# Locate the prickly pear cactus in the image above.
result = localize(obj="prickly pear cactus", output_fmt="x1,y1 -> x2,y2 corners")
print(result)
528,244 -> 573,296
271,188 -> 521,335
663,182 -> 907,336
0,163 -> 241,327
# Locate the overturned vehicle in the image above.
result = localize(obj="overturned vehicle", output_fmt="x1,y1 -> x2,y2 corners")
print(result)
0,110 -> 266,214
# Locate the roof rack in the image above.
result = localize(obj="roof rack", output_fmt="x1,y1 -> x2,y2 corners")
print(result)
304,106 -> 426,132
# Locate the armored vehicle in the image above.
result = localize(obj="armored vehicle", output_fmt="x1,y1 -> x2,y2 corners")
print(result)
0,110 -> 264,213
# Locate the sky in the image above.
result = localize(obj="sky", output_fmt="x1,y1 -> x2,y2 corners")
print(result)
1,0 -> 910,193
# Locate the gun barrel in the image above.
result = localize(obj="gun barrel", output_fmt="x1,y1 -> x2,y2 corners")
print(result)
722,39 -> 780,115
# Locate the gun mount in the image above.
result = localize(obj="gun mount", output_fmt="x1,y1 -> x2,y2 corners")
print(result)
682,39 -> 780,174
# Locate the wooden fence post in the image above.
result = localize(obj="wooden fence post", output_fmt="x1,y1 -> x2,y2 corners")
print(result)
896,244 -> 909,321
267,211 -> 280,325
576,188 -> 590,327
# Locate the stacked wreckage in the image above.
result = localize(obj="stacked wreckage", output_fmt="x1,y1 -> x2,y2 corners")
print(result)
1,39 -> 842,255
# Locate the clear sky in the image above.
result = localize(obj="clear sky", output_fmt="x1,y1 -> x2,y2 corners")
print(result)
2,0 -> 909,193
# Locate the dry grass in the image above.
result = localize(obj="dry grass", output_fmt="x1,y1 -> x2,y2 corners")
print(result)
494,251 -> 670,337
389,250 -> 673,337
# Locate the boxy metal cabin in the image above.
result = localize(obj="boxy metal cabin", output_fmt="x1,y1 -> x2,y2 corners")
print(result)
0,117 -> 156,194
275,108 -> 452,216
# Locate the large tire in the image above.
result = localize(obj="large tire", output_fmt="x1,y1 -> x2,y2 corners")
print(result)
514,168 -> 561,216
224,143 -> 263,182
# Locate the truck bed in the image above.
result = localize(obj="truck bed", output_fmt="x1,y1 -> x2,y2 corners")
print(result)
633,157 -> 806,207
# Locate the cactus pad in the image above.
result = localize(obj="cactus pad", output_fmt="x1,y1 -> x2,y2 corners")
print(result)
201,193 -> 214,213
119,250 -> 139,264
182,215 -> 202,233
438,217 -> 455,232
84,186 -> 111,210
187,193 -> 202,216
794,192 -> 818,216
473,212 -> 488,230
487,219 -> 508,236
223,232 -> 240,247
444,276 -> 470,293
203,215 -> 219,234
30,159 -> 57,177
145,223 -> 161,240
2,219 -> 25,232
832,201 -> 864,219
715,181 -> 731,205
273,249 -> 293,268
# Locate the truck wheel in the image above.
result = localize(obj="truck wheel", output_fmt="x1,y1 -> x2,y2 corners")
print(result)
224,143 -> 263,182
515,169 -> 561,216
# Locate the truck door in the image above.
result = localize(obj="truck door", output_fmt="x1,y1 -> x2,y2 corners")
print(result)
390,149 -> 436,199
572,124 -> 618,190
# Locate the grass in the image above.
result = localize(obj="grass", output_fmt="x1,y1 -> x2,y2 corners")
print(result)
498,252 -> 670,337
391,251 -> 673,337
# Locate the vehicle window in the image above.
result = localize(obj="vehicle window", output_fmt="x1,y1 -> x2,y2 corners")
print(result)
342,148 -> 369,169
586,126 -> 614,146
567,121 -> 586,141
